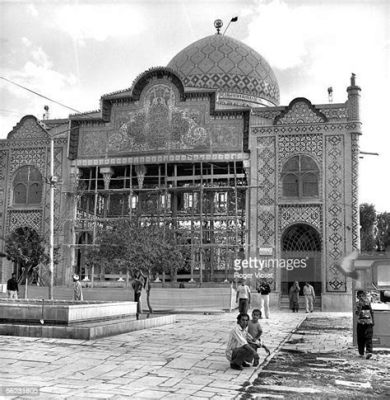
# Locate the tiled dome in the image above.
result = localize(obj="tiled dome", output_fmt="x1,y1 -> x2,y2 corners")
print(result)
167,34 -> 280,107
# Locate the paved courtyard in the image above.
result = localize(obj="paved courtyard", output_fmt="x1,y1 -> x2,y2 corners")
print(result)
0,312 -> 351,399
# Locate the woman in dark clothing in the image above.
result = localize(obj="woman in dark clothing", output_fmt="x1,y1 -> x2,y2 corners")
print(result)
289,281 -> 301,312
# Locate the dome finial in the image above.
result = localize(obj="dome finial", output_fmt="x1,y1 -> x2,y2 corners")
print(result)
214,19 -> 223,34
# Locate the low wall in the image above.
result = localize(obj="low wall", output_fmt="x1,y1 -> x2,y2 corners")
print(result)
321,293 -> 352,312
0,286 -> 236,312
147,287 -> 236,311
250,293 -> 279,311
0,299 -> 137,324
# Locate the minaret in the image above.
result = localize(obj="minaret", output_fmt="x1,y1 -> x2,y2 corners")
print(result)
346,73 -> 361,251
346,73 -> 362,130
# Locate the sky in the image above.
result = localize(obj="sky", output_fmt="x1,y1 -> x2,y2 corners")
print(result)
0,0 -> 389,212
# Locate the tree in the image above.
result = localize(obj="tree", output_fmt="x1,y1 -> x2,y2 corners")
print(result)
376,212 -> 390,252
360,203 -> 377,253
87,217 -> 188,313
5,227 -> 50,298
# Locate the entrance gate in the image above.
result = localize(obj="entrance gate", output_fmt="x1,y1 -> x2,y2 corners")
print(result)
281,224 -> 322,296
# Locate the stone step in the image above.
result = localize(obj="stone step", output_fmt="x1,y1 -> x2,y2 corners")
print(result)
279,295 -> 321,309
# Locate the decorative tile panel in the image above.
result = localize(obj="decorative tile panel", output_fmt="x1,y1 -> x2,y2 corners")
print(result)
43,147 -> 63,240
274,99 -> 327,125
7,116 -> 49,141
278,134 -> 323,163
8,210 -> 42,233
257,136 -> 276,247
0,151 -> 7,213
9,148 -> 46,176
79,82 -> 244,157
280,205 -> 322,232
252,122 -> 351,136
351,133 -> 360,250
325,135 -> 346,292
320,107 -> 347,121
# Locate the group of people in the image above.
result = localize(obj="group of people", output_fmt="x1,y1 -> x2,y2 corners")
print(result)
236,278 -> 271,318
236,278 -> 316,315
289,281 -> 316,313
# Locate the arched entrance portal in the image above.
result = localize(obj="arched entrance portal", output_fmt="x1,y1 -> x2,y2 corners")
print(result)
281,223 -> 321,296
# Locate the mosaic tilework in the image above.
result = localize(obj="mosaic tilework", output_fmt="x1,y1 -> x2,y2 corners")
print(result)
182,74 -> 279,105
0,151 -> 7,238
278,134 -> 323,163
168,34 -> 280,105
257,136 -> 276,247
279,205 -> 322,232
347,90 -> 360,121
351,133 -> 360,250
252,122 -> 350,136
43,147 -> 63,240
325,135 -> 346,292
8,210 -> 42,232
319,107 -> 347,121
7,116 -> 48,141
9,148 -> 46,176
80,82 -> 244,157
274,99 -> 327,125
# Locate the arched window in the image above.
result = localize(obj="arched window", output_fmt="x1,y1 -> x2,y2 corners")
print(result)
282,155 -> 319,198
13,166 -> 43,206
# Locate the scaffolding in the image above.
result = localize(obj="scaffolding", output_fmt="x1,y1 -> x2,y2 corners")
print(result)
74,160 -> 247,282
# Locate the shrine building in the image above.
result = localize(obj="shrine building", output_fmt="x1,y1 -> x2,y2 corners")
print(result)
0,27 -> 361,310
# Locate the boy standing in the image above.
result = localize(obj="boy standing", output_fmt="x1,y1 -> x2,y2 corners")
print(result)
356,290 -> 374,359
248,309 -> 271,359
236,279 -> 251,314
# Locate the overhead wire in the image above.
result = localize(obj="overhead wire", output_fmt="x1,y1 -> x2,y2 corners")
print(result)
0,76 -> 81,114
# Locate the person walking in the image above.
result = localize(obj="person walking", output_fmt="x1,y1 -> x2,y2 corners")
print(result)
7,273 -> 19,299
289,281 -> 300,312
303,282 -> 315,313
236,279 -> 251,314
73,274 -> 83,301
356,290 -> 374,359
257,279 -> 271,319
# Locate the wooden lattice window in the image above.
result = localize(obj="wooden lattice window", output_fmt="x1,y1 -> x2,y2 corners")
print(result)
282,223 -> 321,252
282,155 -> 319,197
13,166 -> 43,205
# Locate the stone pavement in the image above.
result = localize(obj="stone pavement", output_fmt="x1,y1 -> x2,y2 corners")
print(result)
0,312 -> 351,400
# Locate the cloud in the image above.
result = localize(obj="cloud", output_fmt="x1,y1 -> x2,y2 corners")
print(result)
245,0 -> 309,70
0,42 -> 80,134
21,37 -> 32,47
53,4 -> 146,44
26,3 -> 38,17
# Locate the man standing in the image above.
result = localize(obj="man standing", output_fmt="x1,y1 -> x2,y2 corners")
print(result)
258,279 -> 271,319
303,282 -> 315,313
236,279 -> 251,314
132,270 -> 145,319
7,273 -> 18,299
226,313 -> 260,370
